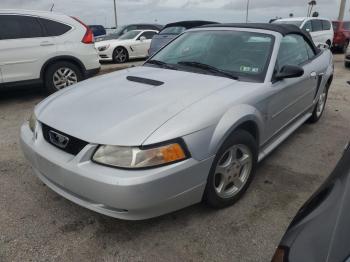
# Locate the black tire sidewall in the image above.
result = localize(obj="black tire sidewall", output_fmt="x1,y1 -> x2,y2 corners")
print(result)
309,88 -> 328,123
204,130 -> 258,208
44,62 -> 82,94
113,47 -> 129,64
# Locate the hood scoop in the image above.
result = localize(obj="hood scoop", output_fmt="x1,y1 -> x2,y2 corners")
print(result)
126,76 -> 164,86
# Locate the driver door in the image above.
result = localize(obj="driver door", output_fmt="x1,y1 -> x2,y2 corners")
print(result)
267,34 -> 319,137
131,31 -> 157,57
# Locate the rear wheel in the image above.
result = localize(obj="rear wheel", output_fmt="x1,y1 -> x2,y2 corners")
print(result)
44,61 -> 82,94
309,87 -> 328,123
204,130 -> 258,208
113,47 -> 129,63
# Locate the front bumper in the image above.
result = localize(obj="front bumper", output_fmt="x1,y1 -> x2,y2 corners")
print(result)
97,49 -> 113,61
20,123 -> 213,220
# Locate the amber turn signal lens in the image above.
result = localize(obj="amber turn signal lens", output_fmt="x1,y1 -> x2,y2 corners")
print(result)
160,143 -> 186,162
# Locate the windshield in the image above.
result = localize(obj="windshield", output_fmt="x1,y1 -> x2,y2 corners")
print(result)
160,26 -> 186,35
149,30 -> 274,82
119,30 -> 141,40
273,20 -> 303,27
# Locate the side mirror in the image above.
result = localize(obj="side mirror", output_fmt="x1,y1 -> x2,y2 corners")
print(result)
317,43 -> 330,49
139,36 -> 146,41
275,65 -> 304,80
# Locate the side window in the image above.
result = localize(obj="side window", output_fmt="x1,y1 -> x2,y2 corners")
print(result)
39,18 -> 71,36
302,20 -> 313,32
139,31 -> 157,40
277,34 -> 309,69
311,20 -> 323,32
0,15 -> 43,40
322,20 -> 331,30
305,41 -> 316,59
344,22 -> 350,30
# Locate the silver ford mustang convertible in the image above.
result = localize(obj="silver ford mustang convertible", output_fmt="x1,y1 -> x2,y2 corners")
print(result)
21,24 -> 334,220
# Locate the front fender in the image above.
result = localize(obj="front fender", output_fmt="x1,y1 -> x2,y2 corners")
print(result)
208,104 -> 264,156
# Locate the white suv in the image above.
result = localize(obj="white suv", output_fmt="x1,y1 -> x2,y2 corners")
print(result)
273,17 -> 334,47
0,10 -> 101,93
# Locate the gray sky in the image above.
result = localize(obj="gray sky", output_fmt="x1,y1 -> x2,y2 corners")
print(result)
0,0 -> 348,27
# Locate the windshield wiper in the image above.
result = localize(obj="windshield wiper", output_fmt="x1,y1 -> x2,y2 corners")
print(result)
146,60 -> 177,70
177,61 -> 238,80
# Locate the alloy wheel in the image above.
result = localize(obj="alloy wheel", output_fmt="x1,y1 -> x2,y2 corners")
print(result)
316,90 -> 327,118
53,67 -> 78,90
213,144 -> 253,199
114,47 -> 127,63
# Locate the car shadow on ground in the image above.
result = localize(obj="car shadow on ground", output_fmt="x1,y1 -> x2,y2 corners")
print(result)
0,86 -> 46,103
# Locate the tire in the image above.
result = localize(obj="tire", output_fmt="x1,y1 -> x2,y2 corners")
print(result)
204,130 -> 258,208
44,61 -> 83,94
113,47 -> 129,63
345,61 -> 350,68
342,40 -> 349,54
309,86 -> 329,123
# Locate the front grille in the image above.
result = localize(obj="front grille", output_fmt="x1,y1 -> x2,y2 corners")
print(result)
41,123 -> 89,155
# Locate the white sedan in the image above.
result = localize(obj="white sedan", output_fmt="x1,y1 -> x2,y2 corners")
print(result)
95,30 -> 158,63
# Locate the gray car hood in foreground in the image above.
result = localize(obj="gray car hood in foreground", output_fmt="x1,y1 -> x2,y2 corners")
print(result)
36,66 -> 245,146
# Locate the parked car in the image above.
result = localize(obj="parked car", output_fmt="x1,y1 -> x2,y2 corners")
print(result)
273,17 -> 334,47
332,21 -> 350,53
0,10 -> 100,93
95,30 -> 158,63
21,23 -> 333,220
95,24 -> 163,42
88,25 -> 107,38
148,20 -> 218,56
271,142 -> 350,262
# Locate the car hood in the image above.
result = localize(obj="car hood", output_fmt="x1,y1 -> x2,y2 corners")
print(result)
36,66 -> 236,146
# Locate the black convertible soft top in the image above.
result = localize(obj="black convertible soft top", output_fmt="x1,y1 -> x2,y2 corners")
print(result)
164,20 -> 218,29
201,23 -> 319,53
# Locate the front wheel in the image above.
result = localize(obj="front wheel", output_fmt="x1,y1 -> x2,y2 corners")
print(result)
204,130 -> 258,208
309,87 -> 328,123
113,47 -> 129,63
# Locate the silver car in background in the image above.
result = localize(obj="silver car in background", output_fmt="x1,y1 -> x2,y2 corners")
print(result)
20,23 -> 333,220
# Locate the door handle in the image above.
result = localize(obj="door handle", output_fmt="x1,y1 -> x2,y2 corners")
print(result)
310,72 -> 317,78
40,41 -> 54,46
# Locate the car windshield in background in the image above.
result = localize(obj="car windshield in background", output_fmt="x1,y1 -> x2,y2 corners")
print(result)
160,26 -> 186,35
119,30 -> 141,40
149,30 -> 274,82
273,20 -> 303,27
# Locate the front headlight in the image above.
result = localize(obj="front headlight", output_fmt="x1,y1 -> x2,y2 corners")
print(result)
92,140 -> 189,169
98,44 -> 110,52
29,113 -> 37,132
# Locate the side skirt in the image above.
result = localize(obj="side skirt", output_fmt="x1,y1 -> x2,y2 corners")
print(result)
258,112 -> 312,162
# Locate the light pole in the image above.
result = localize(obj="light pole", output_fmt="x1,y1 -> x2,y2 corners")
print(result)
113,0 -> 118,28
245,0 -> 250,23
338,0 -> 346,21
307,0 -> 316,17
